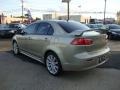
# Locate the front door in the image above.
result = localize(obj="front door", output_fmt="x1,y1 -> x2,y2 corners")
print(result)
18,23 -> 37,53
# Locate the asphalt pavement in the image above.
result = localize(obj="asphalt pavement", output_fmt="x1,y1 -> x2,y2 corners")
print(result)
0,39 -> 120,90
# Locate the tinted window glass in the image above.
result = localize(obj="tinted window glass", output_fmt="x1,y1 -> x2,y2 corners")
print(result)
24,23 -> 37,34
57,21 -> 90,33
89,25 -> 98,28
48,25 -> 54,35
109,25 -> 120,29
36,22 -> 54,35
9,24 -> 18,28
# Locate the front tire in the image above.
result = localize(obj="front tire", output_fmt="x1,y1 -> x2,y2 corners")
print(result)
45,52 -> 62,76
13,42 -> 19,55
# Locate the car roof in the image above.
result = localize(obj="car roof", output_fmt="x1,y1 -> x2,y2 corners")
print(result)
34,20 -> 77,24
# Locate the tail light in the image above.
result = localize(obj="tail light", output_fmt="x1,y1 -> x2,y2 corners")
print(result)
71,38 -> 93,45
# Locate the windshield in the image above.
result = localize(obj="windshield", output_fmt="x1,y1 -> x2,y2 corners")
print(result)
8,24 -> 19,28
88,24 -> 98,28
57,21 -> 90,33
0,24 -> 9,30
109,24 -> 120,29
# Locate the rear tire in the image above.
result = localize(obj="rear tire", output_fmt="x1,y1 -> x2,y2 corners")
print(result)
45,52 -> 62,76
13,42 -> 19,55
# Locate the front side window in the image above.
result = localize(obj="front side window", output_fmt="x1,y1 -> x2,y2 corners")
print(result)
36,22 -> 54,35
24,23 -> 37,34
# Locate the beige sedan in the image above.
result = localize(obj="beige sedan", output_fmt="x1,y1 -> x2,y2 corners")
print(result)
12,20 -> 110,76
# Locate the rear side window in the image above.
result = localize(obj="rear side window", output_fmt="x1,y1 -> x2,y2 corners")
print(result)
36,22 -> 54,35
57,21 -> 90,33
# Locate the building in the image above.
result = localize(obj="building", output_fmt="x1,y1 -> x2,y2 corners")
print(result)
43,12 -> 59,20
0,13 -> 28,24
59,15 -> 90,24
43,13 -> 91,24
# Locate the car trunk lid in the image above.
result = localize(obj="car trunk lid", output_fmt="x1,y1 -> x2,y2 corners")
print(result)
70,30 -> 107,52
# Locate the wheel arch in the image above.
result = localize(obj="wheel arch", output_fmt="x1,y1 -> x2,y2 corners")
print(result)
44,50 -> 58,60
43,49 -> 64,64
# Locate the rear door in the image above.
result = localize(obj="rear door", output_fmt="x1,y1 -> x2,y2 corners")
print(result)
27,22 -> 54,57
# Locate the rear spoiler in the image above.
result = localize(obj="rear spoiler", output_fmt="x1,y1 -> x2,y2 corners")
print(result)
69,30 -> 94,36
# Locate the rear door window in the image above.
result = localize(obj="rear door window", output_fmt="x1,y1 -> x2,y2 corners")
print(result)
36,22 -> 54,35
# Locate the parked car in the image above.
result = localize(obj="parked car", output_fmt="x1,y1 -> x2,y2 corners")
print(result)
0,23 -> 26,38
12,20 -> 110,76
106,24 -> 120,39
8,23 -> 26,33
86,24 -> 107,34
0,24 -> 17,38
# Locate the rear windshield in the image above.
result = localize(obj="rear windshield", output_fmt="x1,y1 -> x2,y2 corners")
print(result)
57,21 -> 90,33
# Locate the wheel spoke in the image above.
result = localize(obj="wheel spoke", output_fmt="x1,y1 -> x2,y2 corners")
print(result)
46,54 -> 59,74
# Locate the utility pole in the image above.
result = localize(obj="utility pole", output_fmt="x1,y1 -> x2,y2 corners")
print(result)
67,1 -> 70,21
21,0 -> 24,23
62,0 -> 71,21
104,0 -> 107,24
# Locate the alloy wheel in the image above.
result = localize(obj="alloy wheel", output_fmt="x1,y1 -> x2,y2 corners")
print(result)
13,42 -> 19,55
46,53 -> 62,75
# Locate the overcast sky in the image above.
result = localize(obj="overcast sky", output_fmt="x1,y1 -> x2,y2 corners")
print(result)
0,0 -> 120,19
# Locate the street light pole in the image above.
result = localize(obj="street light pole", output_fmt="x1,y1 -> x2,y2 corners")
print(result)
21,0 -> 24,23
67,1 -> 70,21
104,0 -> 107,24
62,0 -> 71,21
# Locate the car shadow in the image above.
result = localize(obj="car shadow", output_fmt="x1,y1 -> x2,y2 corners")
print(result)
7,50 -> 120,69
6,50 -> 120,77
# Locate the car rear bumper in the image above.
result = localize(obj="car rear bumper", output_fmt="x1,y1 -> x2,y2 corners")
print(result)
62,48 -> 110,71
